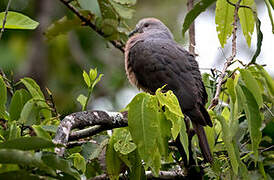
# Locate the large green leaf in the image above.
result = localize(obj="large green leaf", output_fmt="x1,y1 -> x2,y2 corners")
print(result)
128,93 -> 161,174
42,152 -> 81,180
182,0 -> 216,36
0,170 -> 41,180
21,78 -> 51,120
238,0 -> 255,47
215,0 -> 235,47
240,85 -> 262,161
128,150 -> 146,180
106,131 -> 123,180
0,11 -> 39,30
8,122 -> 20,140
216,113 -> 239,175
78,0 -> 101,17
32,125 -> 51,140
239,69 -> 263,107
0,137 -> 56,150
180,118 -> 189,162
9,89 -> 31,121
19,99 -> 40,126
0,150 -> 55,175
256,65 -> 274,96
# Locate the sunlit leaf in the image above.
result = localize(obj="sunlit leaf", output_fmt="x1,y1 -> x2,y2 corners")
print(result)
113,128 -> 136,155
238,0 -> 255,47
8,122 -> 20,140
215,0 -> 235,47
109,0 -> 135,19
182,0 -> 216,36
112,0 -> 136,5
69,153 -> 86,173
92,74 -> 103,89
19,99 -> 40,126
83,71 -> 91,87
128,93 -> 160,173
77,94 -> 87,111
0,76 -> 7,119
0,11 -> 39,30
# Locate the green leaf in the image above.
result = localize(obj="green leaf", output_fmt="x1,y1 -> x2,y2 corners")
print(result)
109,0 -> 135,19
83,71 -> 91,87
216,114 -> 239,175
179,119 -> 189,162
0,137 -> 56,150
182,0 -> 216,36
240,85 -> 262,161
215,0 -> 235,47
42,152 -> 81,180
250,16 -> 263,64
128,93 -> 159,167
202,73 -> 213,108
78,0 -> 101,17
164,108 -> 182,140
92,74 -> 103,89
89,68 -> 97,81
256,65 -> 274,96
9,89 -> 31,121
69,153 -> 86,173
0,170 -> 42,180
98,0 -> 117,19
264,0 -> 274,34
0,11 -> 39,30
238,0 -> 255,47
239,69 -> 263,107
81,138 -> 108,161
226,78 -> 236,103
77,94 -> 87,111
128,150 -> 146,180
32,125 -> 51,140
19,99 -> 40,126
45,16 -> 81,41
21,78 -> 44,99
157,111 -> 171,158
106,132 -> 122,180
8,122 -> 20,140
113,128 -> 136,155
112,0 -> 136,5
0,76 -> 7,107
156,89 -> 183,117
0,150 -> 55,175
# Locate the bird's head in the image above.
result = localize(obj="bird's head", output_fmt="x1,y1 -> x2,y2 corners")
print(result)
128,18 -> 173,39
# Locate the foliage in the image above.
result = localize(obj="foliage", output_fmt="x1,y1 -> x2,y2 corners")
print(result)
0,0 -> 273,179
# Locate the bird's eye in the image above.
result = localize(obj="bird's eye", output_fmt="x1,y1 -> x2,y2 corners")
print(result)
144,23 -> 149,27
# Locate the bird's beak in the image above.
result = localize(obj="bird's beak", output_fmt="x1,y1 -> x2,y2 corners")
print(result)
128,28 -> 138,37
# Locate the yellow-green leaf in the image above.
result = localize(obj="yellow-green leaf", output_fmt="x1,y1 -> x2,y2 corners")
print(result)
238,0 -> 255,47
215,0 -> 235,47
0,11 -> 39,30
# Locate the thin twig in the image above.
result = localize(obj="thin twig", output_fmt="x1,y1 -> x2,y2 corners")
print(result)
0,0 -> 12,40
208,0 -> 242,110
58,0 -> 125,53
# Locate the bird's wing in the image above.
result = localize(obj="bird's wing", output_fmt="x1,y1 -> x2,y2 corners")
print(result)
128,39 -> 199,110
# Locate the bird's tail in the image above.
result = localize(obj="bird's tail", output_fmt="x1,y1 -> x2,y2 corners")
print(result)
192,122 -> 213,163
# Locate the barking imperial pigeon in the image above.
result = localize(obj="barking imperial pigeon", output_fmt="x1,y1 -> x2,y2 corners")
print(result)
125,18 -> 213,163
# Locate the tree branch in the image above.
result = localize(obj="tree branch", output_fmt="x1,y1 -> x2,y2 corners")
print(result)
208,0 -> 242,110
187,0 -> 196,55
58,0 -> 125,53
53,110 -> 128,156
0,0 -> 12,40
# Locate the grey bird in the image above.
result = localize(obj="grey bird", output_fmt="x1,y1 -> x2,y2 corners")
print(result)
125,18 -> 213,163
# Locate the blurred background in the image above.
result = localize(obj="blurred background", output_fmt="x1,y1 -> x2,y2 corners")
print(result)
0,0 -> 273,117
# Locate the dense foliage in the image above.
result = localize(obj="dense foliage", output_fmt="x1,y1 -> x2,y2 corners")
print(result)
0,0 -> 273,179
